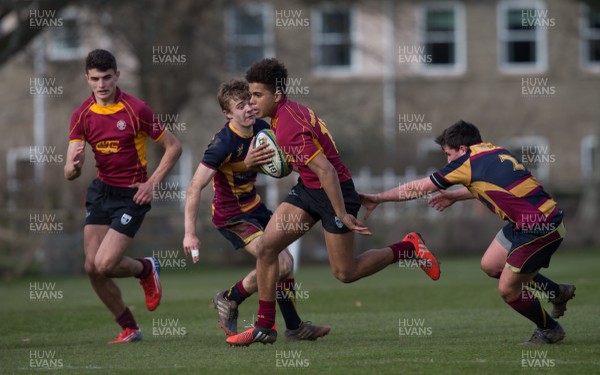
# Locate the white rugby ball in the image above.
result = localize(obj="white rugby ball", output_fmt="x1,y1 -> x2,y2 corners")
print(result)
254,129 -> 292,178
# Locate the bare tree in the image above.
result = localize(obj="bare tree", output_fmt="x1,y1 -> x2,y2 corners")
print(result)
0,0 -> 73,66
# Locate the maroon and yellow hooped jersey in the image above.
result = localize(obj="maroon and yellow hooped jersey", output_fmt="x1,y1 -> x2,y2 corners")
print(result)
270,98 -> 352,189
69,87 -> 166,187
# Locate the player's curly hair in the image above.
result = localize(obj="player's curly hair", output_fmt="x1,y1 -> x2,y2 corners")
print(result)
435,120 -> 482,150
85,49 -> 117,73
245,58 -> 288,95
217,79 -> 250,112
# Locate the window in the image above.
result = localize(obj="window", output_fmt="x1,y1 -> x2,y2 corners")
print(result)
502,136 -> 551,181
581,2 -> 600,70
225,4 -> 274,72
418,1 -> 466,74
581,135 -> 597,179
312,5 -> 356,73
46,7 -> 83,61
498,0 -> 549,73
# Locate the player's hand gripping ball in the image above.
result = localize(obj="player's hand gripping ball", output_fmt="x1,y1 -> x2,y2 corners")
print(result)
254,129 -> 292,178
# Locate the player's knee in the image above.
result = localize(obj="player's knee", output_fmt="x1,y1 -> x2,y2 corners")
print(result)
256,241 -> 279,262
333,269 -> 356,284
497,283 -> 520,303
84,260 -> 98,276
481,266 -> 502,279
481,261 -> 502,279
94,259 -> 115,276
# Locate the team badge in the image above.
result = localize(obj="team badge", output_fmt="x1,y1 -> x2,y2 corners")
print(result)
120,213 -> 132,225
334,216 -> 344,229
236,144 -> 244,157
116,120 -> 127,131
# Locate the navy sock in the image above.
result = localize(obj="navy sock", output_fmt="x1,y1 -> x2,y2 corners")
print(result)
531,274 -> 560,300
223,280 -> 249,305
276,279 -> 302,330
508,290 -> 557,329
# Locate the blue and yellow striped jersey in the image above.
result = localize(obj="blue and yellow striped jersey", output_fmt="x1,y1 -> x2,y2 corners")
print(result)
201,119 -> 270,228
430,143 -> 559,229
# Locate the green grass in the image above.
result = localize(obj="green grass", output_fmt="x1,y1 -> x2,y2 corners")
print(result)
1,249 -> 599,374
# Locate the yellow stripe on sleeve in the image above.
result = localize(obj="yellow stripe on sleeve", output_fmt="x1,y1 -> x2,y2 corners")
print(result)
538,199 -> 557,217
444,159 -> 472,186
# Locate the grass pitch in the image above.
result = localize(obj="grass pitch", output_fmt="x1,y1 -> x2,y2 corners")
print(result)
1,248 -> 599,374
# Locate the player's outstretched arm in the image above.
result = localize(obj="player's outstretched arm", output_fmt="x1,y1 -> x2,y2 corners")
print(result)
308,153 -> 371,236
130,131 -> 182,205
183,163 -> 217,259
428,187 -> 473,212
396,177 -> 439,201
360,177 -> 439,220
64,141 -> 85,180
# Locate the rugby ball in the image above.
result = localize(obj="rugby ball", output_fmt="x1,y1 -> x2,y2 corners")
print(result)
254,129 -> 292,178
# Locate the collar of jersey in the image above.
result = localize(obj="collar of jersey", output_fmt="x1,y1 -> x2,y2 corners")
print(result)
90,87 -> 124,114
90,101 -> 125,115
228,121 -> 253,138
272,97 -> 289,119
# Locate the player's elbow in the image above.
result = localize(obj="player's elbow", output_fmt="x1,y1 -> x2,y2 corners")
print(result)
175,140 -> 183,157
314,162 -> 336,181
186,177 -> 199,195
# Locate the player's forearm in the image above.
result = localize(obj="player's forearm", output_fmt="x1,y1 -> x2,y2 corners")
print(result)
447,187 -> 474,201
147,140 -> 183,186
184,166 -> 215,236
376,177 -> 436,203
64,164 -> 81,180
64,142 -> 84,180
396,185 -> 428,202
184,181 -> 202,236
318,167 -> 347,217
374,186 -> 404,203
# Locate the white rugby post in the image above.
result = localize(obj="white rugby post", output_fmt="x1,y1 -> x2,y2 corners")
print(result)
33,37 -> 46,187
